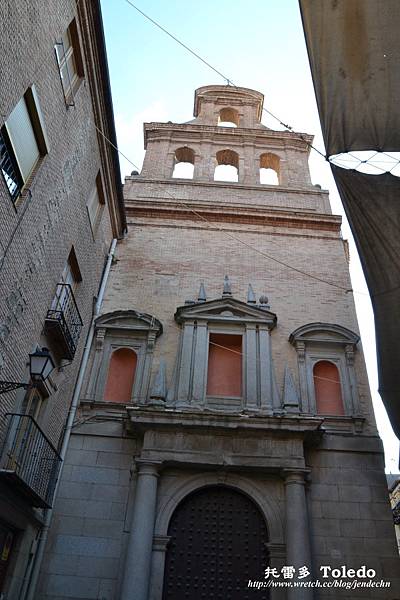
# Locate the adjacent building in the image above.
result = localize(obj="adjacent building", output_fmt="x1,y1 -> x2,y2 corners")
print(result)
37,85 -> 399,599
387,475 -> 400,554
0,1 -> 125,598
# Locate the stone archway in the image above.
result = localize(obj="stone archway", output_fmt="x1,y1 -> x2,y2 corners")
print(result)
162,485 -> 269,600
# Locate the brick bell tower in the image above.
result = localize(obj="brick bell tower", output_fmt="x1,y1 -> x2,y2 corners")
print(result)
40,85 -> 399,600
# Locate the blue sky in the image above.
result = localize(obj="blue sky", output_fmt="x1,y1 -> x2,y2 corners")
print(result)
100,0 -> 398,471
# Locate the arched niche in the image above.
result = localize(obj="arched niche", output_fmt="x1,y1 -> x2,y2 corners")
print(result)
289,322 -> 360,416
84,310 -> 162,405
104,347 -> 137,403
313,360 -> 345,415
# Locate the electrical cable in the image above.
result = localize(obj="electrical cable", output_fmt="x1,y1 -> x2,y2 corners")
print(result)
121,0 -> 400,174
123,0 -> 327,160
94,123 -> 368,295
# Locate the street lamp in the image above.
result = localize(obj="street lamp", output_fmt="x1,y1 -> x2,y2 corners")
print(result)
0,347 -> 55,394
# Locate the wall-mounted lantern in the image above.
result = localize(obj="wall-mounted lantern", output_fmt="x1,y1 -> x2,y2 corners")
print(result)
0,347 -> 55,394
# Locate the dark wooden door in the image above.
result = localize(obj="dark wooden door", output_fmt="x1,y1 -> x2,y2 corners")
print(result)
163,485 -> 269,599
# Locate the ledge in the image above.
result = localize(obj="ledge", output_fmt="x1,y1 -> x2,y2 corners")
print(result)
126,405 -> 324,435
143,122 -> 314,151
125,176 -> 328,196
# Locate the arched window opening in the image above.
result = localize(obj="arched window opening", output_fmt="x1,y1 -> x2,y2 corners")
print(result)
104,347 -> 137,403
260,152 -> 280,185
172,146 -> 195,179
313,360 -> 344,415
218,107 -> 239,128
207,333 -> 242,397
214,149 -> 239,182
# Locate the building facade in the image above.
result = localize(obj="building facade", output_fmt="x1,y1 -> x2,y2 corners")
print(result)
387,475 -> 400,555
37,85 -> 399,599
0,1 -> 125,598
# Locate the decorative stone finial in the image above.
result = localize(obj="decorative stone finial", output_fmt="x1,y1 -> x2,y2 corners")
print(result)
247,284 -> 256,304
197,282 -> 207,303
259,294 -> 270,309
222,275 -> 232,297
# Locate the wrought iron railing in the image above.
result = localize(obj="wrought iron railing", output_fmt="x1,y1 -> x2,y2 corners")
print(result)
0,413 -> 62,508
0,129 -> 23,201
45,283 -> 83,359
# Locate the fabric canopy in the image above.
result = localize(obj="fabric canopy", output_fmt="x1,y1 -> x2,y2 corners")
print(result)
332,166 -> 400,438
300,0 -> 400,155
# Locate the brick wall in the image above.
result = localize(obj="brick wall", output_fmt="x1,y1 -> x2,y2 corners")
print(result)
0,0 -> 117,445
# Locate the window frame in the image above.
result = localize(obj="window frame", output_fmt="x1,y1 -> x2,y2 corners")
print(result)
55,19 -> 84,107
206,329 -> 244,402
172,297 -> 278,413
86,172 -> 105,236
83,310 -> 163,406
0,86 -> 48,203
289,322 -> 361,419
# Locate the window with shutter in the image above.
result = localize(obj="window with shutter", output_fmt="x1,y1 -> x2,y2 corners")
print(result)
55,20 -> 83,105
0,87 -> 48,202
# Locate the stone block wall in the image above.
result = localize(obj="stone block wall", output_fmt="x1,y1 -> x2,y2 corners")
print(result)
307,436 -> 400,598
37,423 -> 136,600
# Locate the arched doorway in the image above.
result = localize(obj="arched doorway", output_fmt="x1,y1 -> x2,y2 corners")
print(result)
163,485 -> 269,599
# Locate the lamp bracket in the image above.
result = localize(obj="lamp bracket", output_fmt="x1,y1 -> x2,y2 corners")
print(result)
0,381 -> 31,395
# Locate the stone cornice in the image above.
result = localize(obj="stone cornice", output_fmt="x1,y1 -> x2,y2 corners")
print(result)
144,122 -> 314,152
125,176 -> 329,196
124,199 -> 342,232
126,406 -> 324,436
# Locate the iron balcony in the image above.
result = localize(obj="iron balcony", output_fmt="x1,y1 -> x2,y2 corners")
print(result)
0,413 -> 62,508
44,283 -> 83,360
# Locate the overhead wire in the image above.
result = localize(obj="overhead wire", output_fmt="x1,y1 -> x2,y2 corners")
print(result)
122,0 -> 400,176
123,0 -> 327,160
208,340 -> 342,386
94,124 -> 369,296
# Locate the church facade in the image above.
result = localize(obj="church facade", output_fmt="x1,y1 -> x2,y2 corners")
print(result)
37,86 -> 399,599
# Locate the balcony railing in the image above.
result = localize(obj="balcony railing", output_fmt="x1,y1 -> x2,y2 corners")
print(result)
44,283 -> 83,360
0,414 -> 62,508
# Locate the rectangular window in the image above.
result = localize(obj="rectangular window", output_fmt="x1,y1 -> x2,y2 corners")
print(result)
51,247 -> 82,310
207,333 -> 242,397
0,87 -> 48,201
86,173 -> 105,235
55,19 -> 83,105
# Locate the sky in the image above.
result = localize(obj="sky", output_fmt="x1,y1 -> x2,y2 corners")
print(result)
100,0 -> 398,472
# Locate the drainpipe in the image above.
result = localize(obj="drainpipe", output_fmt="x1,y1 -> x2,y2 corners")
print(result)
23,237 -> 118,600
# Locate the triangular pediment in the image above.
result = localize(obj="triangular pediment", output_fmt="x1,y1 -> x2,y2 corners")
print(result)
175,297 -> 277,328
95,310 -> 163,336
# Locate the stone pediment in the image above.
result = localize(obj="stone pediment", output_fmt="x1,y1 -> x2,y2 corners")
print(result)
95,310 -> 163,336
289,322 -> 359,347
175,298 -> 277,328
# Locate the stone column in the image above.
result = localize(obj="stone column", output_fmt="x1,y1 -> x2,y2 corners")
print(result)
120,460 -> 161,600
283,469 -> 313,600
149,535 -> 171,600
